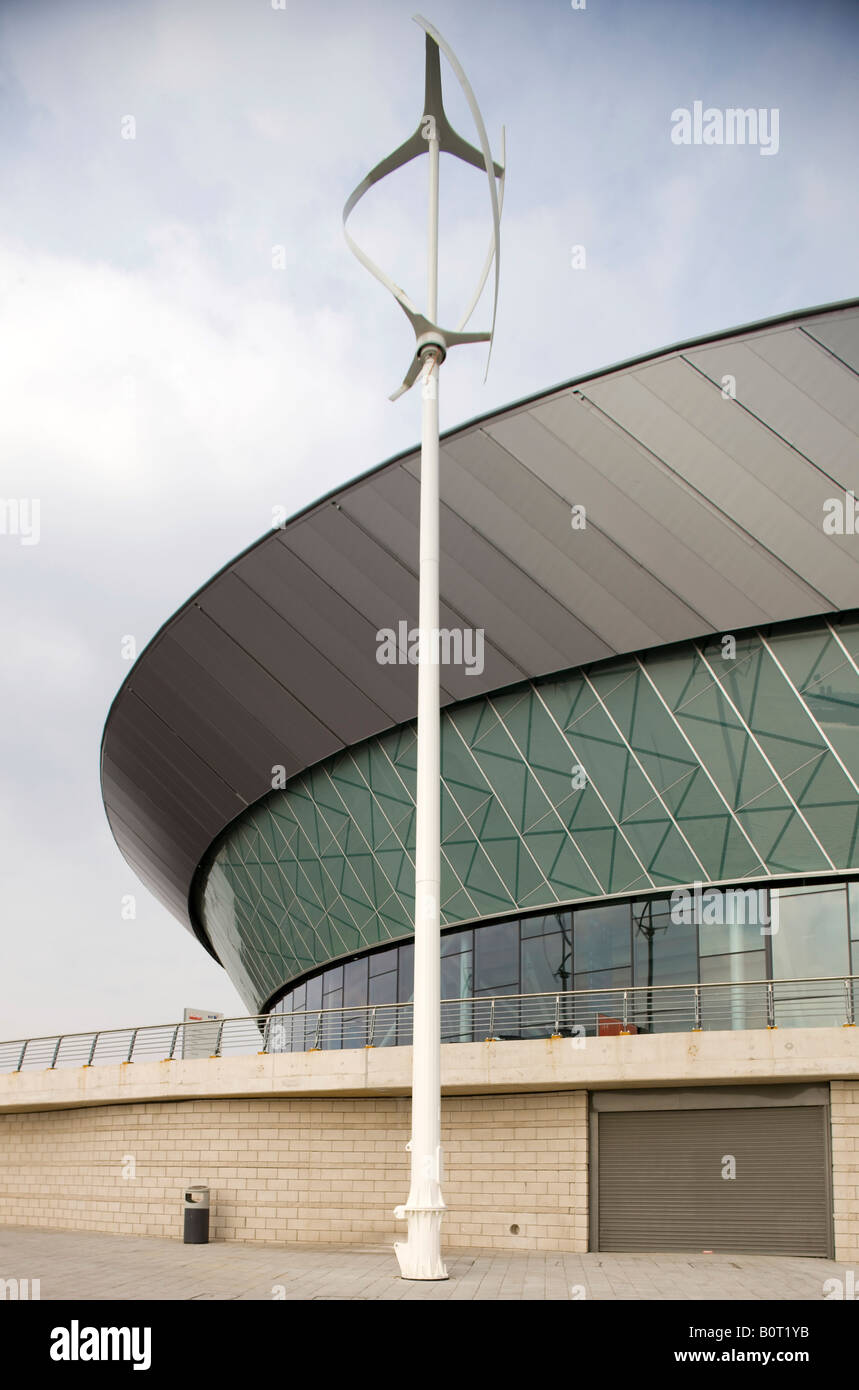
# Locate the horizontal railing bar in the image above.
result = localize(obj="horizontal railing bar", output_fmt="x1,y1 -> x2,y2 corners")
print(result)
1,975 -> 856,1070
3,974 -> 857,1050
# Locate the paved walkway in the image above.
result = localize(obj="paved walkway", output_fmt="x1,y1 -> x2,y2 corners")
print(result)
0,1227 -> 852,1300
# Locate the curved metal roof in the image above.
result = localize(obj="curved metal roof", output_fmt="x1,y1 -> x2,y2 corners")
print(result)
101,298 -> 859,956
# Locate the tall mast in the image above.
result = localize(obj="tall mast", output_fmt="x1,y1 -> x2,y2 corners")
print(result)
343,13 -> 505,1281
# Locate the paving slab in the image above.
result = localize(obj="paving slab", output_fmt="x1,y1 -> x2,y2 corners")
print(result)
0,1226 -> 853,1301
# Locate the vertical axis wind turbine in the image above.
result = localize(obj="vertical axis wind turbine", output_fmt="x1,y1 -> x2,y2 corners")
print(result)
343,14 -> 505,1280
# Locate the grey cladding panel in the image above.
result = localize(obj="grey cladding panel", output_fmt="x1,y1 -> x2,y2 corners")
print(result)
686,338 -> 859,482
130,639 -> 287,803
237,541 -> 415,725
804,311 -> 859,375
170,605 -> 338,769
198,570 -> 390,745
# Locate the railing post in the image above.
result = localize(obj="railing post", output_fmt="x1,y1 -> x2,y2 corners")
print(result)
844,977 -> 856,1028
766,982 -> 777,1029
126,1029 -> 138,1063
167,1025 -> 179,1060
692,987 -> 702,1032
309,1012 -> 323,1051
486,997 -> 496,1042
211,1020 -> 224,1057
551,994 -> 561,1039
620,990 -> 631,1034
84,1034 -> 98,1067
260,1016 -> 271,1054
366,1008 -> 376,1048
49,1037 -> 62,1069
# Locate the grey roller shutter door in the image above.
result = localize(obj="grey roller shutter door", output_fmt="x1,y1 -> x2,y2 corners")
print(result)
598,1106 -> 830,1255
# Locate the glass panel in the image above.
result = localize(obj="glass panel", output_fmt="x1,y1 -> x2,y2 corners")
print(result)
441,951 -> 473,1003
848,882 -> 859,946
441,928 -> 473,957
699,949 -> 768,1030
322,965 -> 343,995
368,970 -> 396,1006
322,1001 -> 342,1049
398,942 -> 414,1003
473,919 -> 519,992
343,958 -> 368,1008
771,885 -> 849,1028
321,958 -> 343,1048
339,958 -> 369,1048
574,966 -> 632,992
697,887 -> 772,956
574,902 -> 630,972
632,897 -> 697,1033
521,932 -> 570,995
521,911 -> 569,939
771,885 -> 849,977
369,948 -> 398,977
305,975 -> 322,1011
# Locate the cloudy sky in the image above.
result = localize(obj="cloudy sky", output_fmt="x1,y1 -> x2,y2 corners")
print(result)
1,0 -> 857,1040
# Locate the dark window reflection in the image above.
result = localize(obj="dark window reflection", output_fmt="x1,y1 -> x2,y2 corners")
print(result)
268,877 -> 858,1047
574,903 -> 630,973
632,898 -> 697,1033
474,919 -> 519,993
441,950 -> 473,1001
398,942 -> 414,1002
369,948 -> 398,977
369,970 -> 397,1006
522,912 -> 569,939
441,928 -> 473,957
521,931 -> 569,995
343,958 -> 368,1008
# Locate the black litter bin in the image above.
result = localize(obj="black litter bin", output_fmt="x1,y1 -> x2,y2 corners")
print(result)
183,1186 -> 210,1244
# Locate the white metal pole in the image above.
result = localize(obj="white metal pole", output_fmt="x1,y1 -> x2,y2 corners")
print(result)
393,121 -> 447,1281
344,16 -> 502,1280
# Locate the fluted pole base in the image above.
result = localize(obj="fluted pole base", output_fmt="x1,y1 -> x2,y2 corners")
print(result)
393,1204 -> 448,1281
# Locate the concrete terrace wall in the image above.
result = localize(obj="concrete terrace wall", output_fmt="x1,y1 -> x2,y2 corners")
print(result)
0,1091 -> 588,1253
2,1028 -> 858,1114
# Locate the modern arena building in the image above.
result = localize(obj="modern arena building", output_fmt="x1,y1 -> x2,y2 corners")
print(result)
3,298 -> 859,1261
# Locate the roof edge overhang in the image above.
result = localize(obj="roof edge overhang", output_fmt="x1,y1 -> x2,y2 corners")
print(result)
99,295 -> 859,961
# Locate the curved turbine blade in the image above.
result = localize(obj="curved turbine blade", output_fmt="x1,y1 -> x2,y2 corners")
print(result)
457,126 -> 505,336
343,17 -> 504,395
413,15 -> 503,379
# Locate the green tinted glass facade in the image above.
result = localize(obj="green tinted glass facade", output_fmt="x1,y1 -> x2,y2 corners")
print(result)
198,614 -> 859,1012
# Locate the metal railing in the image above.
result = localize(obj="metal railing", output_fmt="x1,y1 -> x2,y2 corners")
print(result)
0,974 -> 855,1075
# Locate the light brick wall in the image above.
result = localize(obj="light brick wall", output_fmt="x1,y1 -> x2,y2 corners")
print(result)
831,1080 -> 859,1261
0,1091 -> 588,1252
